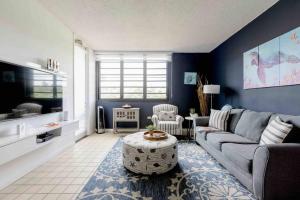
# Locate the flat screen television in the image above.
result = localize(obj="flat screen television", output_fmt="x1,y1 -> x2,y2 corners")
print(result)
0,60 -> 64,122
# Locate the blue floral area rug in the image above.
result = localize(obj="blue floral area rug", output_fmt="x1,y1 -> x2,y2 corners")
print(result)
77,139 -> 255,200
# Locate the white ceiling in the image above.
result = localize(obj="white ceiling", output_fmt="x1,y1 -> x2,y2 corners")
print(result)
38,0 -> 278,52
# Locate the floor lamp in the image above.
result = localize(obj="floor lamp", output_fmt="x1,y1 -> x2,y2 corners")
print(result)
203,85 -> 220,110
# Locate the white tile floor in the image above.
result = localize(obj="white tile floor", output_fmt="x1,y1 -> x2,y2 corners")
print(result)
0,133 -> 119,200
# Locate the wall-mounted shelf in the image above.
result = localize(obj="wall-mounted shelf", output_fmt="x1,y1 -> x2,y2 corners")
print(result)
0,120 -> 79,190
36,127 -> 61,144
0,60 -> 68,78
0,121 -> 74,148
0,120 -> 78,166
28,66 -> 68,78
35,136 -> 59,148
25,62 -> 67,77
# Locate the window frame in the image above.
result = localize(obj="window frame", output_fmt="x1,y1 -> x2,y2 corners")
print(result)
98,60 -> 122,100
96,58 -> 170,102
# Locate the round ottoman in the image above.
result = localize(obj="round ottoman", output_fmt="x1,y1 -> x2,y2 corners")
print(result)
122,132 -> 178,175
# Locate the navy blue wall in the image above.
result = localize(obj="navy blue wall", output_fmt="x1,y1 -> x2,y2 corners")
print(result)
211,0 -> 300,115
97,53 -> 211,128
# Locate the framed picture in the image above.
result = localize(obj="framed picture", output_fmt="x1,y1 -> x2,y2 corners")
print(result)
243,26 -> 300,89
244,38 -> 280,89
184,72 -> 197,85
243,47 -> 259,89
279,27 -> 300,86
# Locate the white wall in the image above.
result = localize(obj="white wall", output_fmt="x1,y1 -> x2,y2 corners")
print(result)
0,0 -> 74,131
0,0 -> 77,189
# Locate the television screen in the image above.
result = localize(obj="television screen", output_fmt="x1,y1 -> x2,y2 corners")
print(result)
0,60 -> 64,122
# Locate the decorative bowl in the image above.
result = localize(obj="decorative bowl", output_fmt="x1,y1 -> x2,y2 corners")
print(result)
122,104 -> 132,109
144,130 -> 168,141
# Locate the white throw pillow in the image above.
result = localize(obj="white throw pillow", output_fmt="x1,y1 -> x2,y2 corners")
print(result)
260,116 -> 293,145
209,109 -> 230,131
158,111 -> 176,121
221,104 -> 232,111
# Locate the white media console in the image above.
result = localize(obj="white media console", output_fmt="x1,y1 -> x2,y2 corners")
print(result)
0,120 -> 79,190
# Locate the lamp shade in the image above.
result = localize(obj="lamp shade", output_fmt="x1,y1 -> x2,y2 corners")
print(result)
203,85 -> 220,94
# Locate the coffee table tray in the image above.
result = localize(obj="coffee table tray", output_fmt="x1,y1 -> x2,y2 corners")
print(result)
144,130 -> 168,141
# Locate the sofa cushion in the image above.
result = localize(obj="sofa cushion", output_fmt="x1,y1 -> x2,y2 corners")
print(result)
206,133 -> 257,151
235,110 -> 272,142
269,114 -> 300,143
196,126 -> 227,140
195,126 -> 219,133
228,109 -> 245,132
222,143 -> 258,174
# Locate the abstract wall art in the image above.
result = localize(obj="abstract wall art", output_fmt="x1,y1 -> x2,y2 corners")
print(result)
243,26 -> 300,89
279,27 -> 300,86
243,47 -> 259,89
184,72 -> 197,85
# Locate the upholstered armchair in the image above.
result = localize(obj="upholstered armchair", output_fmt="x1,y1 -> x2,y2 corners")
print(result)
152,104 -> 184,135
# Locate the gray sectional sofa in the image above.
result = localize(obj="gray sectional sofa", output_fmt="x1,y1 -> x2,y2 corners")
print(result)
194,109 -> 300,200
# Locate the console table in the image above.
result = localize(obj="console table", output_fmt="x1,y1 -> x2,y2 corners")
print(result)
113,108 -> 140,133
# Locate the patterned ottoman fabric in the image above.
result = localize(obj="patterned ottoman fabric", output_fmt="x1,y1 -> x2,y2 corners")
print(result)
122,132 -> 178,175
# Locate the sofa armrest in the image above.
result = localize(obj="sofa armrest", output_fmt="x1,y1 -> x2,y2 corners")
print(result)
253,143 -> 300,200
193,116 -> 210,127
152,114 -> 159,127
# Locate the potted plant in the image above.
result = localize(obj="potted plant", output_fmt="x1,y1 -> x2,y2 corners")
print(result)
189,108 -> 195,114
146,124 -> 157,136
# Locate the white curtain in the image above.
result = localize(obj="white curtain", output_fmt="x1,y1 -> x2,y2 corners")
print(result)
74,45 -> 87,140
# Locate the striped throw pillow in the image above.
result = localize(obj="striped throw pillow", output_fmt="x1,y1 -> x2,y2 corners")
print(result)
208,109 -> 230,131
259,116 -> 293,145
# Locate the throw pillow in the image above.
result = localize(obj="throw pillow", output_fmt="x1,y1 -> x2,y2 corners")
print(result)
158,111 -> 176,121
209,109 -> 230,131
260,116 -> 293,145
221,104 -> 233,111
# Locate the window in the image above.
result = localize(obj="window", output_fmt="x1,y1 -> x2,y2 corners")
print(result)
146,62 -> 167,99
99,62 -> 121,99
123,61 -> 144,99
97,53 -> 170,100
